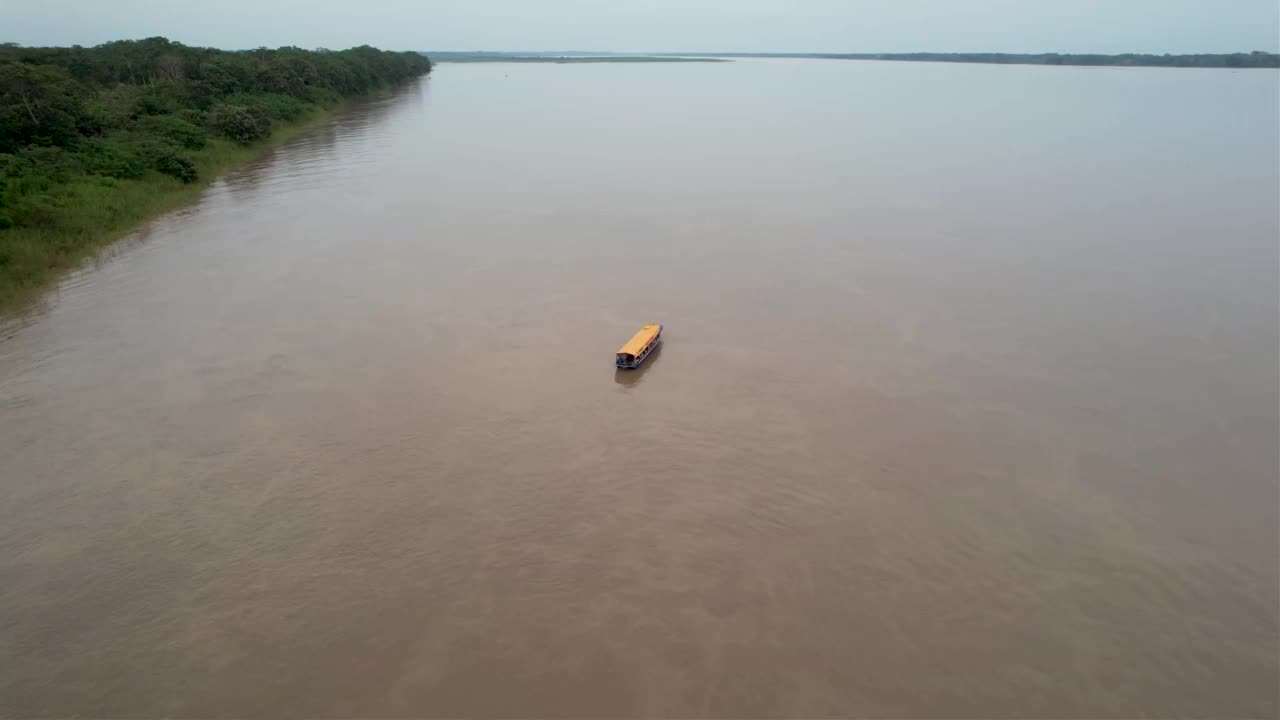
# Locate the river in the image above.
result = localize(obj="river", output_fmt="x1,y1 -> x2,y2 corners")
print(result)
1,59 -> 1277,717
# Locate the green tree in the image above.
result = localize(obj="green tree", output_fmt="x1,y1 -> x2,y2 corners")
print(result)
0,63 -> 86,151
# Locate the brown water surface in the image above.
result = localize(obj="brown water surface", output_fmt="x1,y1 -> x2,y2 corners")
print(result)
1,60 -> 1277,717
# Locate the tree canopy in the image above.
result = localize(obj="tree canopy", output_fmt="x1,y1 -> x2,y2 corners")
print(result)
1,38 -> 431,155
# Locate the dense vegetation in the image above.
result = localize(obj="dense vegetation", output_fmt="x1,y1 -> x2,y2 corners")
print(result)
0,38 -> 431,307
659,51 -> 1280,68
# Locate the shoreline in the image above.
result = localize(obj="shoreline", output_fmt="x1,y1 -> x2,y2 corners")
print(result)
0,39 -> 430,315
434,56 -> 728,63
0,98 -> 360,314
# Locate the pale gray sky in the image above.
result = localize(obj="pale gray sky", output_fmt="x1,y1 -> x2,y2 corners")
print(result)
3,0 -> 1277,53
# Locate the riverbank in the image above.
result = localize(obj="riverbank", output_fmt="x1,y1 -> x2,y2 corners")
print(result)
0,39 -> 431,312
0,107 -> 337,310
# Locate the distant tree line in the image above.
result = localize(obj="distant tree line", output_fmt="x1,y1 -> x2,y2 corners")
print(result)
672,51 -> 1280,68
0,37 -> 430,303
832,51 -> 1280,68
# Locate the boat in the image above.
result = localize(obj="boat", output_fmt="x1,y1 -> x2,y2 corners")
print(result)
615,324 -> 663,369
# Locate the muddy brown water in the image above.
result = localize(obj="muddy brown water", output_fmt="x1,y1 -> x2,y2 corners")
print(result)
1,60 -> 1277,718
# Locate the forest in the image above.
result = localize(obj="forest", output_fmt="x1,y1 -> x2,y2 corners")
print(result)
0,38 -> 431,305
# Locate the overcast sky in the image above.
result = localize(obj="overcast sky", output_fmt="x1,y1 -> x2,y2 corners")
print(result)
3,0 -> 1277,54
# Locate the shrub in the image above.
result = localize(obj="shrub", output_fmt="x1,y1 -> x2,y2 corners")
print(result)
137,85 -> 182,116
136,115 -> 206,149
224,92 -> 311,121
174,108 -> 206,126
206,103 -> 269,144
77,139 -> 147,179
15,146 -> 84,182
149,146 -> 197,183
305,87 -> 341,107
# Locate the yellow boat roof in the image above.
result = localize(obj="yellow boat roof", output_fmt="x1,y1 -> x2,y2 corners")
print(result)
617,324 -> 661,356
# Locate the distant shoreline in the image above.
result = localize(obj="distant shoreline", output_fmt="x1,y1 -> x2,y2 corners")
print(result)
653,51 -> 1280,69
422,50 -> 1279,69
428,55 -> 728,64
